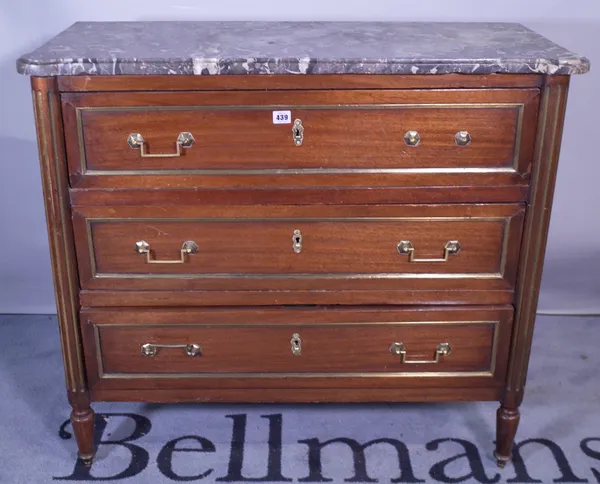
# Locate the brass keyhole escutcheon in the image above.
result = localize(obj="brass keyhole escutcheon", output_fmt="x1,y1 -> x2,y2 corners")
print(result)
293,229 -> 303,253
291,333 -> 302,356
292,119 -> 304,146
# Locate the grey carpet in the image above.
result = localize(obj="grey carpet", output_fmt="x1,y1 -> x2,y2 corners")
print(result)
0,314 -> 598,483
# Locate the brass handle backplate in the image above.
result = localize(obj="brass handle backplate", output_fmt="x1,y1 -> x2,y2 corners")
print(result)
292,119 -> 304,146
128,132 -> 195,158
141,343 -> 202,357
135,240 -> 199,264
397,240 -> 461,262
291,333 -> 302,356
403,130 -> 421,147
389,342 -> 451,364
455,131 -> 472,146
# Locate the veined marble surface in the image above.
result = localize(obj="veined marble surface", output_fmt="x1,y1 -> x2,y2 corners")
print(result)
16,21 -> 589,76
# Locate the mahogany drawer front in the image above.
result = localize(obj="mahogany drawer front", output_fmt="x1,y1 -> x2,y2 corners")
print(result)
81,306 -> 513,393
62,89 -> 539,193
72,204 -> 525,297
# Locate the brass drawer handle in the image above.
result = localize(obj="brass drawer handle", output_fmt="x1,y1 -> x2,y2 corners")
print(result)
397,240 -> 461,262
389,342 -> 451,364
141,343 -> 202,357
135,240 -> 199,264
292,119 -> 304,146
291,333 -> 302,356
127,132 -> 194,157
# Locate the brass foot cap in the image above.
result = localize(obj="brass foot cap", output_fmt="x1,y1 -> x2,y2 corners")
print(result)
78,452 -> 95,467
493,450 -> 510,468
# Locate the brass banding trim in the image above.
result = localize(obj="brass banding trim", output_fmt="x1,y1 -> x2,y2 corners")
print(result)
94,272 -> 503,280
512,101 -> 525,171
84,215 -> 512,281
499,220 -> 510,277
88,216 -> 511,222
48,90 -> 86,389
103,371 -> 494,379
36,90 -> 76,390
75,106 -> 85,178
84,167 -> 518,176
92,320 -> 499,380
490,318 -> 500,376
94,323 -> 103,379
78,103 -> 524,112
507,83 -> 564,393
506,86 -> 551,391
75,102 -> 525,177
96,320 -> 497,328
38,90 -> 87,391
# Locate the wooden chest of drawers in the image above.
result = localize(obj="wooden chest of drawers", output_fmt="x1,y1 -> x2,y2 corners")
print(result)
18,21 -> 588,468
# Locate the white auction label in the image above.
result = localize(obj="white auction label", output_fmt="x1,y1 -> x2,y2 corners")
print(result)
272,110 -> 292,124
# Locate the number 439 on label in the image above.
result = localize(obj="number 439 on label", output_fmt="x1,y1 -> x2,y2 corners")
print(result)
272,110 -> 292,124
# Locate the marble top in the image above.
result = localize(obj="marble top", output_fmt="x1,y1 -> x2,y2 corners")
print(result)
16,21 -> 589,77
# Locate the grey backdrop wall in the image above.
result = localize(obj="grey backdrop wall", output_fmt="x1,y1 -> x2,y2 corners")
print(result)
0,1 -> 598,314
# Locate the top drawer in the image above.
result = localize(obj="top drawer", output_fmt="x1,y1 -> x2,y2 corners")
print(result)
62,89 -> 539,197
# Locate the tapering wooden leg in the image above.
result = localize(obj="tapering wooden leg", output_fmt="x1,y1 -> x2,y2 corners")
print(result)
71,403 -> 96,465
494,405 -> 520,467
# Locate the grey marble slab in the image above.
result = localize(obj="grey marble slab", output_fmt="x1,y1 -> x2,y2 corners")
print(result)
16,21 -> 589,77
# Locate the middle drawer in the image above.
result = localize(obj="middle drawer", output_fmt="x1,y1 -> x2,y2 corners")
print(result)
73,204 -> 524,302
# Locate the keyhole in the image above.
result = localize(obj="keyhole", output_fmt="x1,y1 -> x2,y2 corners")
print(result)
295,236 -> 301,244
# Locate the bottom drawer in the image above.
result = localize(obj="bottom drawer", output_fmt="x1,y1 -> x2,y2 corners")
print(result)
82,306 -> 513,400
